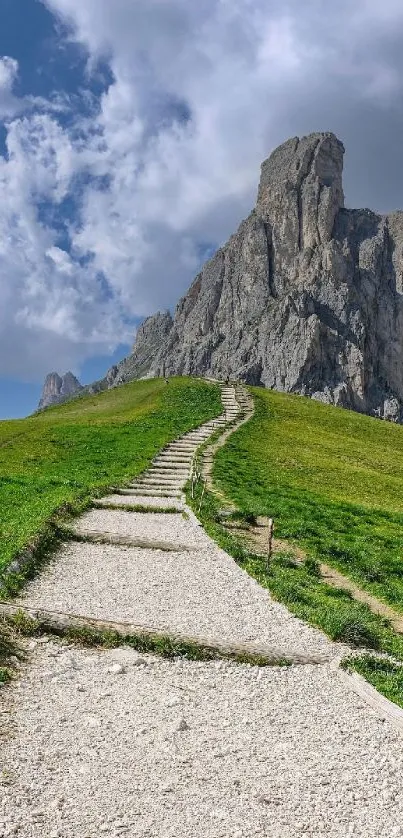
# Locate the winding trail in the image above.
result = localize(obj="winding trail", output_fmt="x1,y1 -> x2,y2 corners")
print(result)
1,383 -> 403,837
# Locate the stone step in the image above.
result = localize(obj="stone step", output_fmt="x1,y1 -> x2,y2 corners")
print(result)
164,444 -> 196,449
111,488 -> 180,498
132,481 -> 185,489
166,446 -> 197,453
135,474 -> 186,480
147,472 -> 189,480
72,531 -> 192,552
176,442 -> 206,447
166,445 -> 200,451
182,433 -> 212,440
153,461 -> 192,468
140,470 -> 186,478
143,476 -> 188,484
121,489 -> 182,498
149,465 -> 190,472
151,464 -> 191,471
93,494 -> 183,505
130,476 -> 185,483
145,480 -> 188,486
143,482 -> 187,488
154,451 -> 193,464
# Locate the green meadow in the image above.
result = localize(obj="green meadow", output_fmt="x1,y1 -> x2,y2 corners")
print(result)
0,377 -> 221,576
213,388 -> 403,611
188,386 -> 403,707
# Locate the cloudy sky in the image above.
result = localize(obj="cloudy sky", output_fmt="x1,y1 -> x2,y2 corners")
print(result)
2,0 -> 403,417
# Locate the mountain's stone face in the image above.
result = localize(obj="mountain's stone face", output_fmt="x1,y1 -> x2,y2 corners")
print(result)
39,132 -> 403,421
129,131 -> 403,421
102,311 -> 174,386
38,371 -> 83,410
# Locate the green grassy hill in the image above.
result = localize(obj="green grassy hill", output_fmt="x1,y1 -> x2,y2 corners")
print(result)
0,377 -> 221,579
213,388 -> 403,611
186,386 -> 403,706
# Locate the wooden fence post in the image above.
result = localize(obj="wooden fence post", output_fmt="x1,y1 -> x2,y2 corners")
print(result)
267,518 -> 274,570
198,479 -> 207,513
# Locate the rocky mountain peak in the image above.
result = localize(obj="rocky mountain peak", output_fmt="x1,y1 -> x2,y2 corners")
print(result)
257,132 -> 344,248
38,371 -> 83,411
38,131 -> 403,422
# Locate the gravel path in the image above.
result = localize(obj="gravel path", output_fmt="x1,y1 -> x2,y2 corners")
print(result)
2,384 -> 402,837
74,509 -> 207,547
95,493 -> 183,508
1,642 -> 403,838
92,494 -> 184,510
13,540 -> 335,655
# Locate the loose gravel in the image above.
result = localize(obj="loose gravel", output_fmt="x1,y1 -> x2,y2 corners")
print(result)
74,510 -> 207,548
96,493 -> 183,507
92,494 -> 184,510
14,540 -> 336,656
1,643 -> 403,838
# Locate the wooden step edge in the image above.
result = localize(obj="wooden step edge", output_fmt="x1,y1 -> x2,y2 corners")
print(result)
331,657 -> 403,735
113,488 -> 183,496
91,501 -> 183,512
0,602 -> 334,667
69,531 -> 193,552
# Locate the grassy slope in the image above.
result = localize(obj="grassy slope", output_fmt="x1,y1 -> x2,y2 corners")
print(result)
213,388 -> 403,611
202,387 -> 403,707
0,377 -> 221,575
191,482 -> 403,658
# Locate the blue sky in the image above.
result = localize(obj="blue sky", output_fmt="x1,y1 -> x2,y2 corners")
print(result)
2,0 -> 403,418
0,0 -> 128,416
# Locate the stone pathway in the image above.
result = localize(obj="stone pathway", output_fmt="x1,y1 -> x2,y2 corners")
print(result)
1,383 -> 403,838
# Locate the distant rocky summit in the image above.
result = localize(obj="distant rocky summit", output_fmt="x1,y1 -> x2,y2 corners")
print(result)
38,371 -> 83,410
39,131 -> 403,421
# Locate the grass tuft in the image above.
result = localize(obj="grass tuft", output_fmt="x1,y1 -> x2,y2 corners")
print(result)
341,655 -> 403,709
7,613 -> 289,666
0,616 -> 24,685
188,482 -> 403,662
304,556 -> 321,578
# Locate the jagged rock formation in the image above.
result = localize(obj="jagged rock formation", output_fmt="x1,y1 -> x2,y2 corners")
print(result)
38,372 -> 83,410
39,132 -> 403,420
100,311 -> 174,387
105,131 -> 403,421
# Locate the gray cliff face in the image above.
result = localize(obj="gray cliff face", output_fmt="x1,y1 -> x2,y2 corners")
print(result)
146,131 -> 403,421
39,132 -> 403,421
106,311 -> 174,386
85,311 -> 174,395
38,371 -> 83,410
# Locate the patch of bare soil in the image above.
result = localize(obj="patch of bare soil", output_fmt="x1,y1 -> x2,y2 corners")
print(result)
223,516 -> 306,561
224,517 -> 403,635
